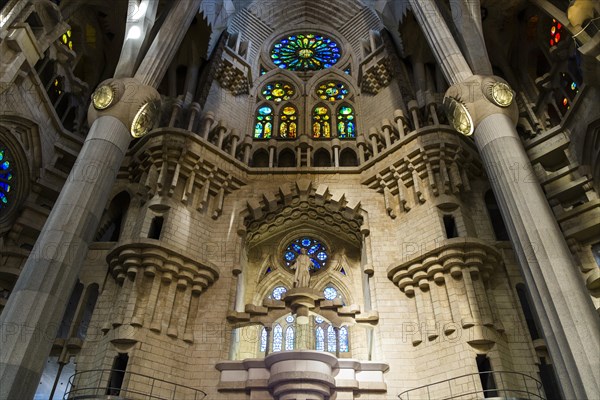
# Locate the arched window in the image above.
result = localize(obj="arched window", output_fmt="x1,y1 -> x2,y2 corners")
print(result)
260,327 -> 267,352
327,325 -> 336,352
339,148 -> 358,166
285,326 -> 294,350
262,82 -> 295,103
315,326 -> 325,351
313,148 -> 331,167
278,149 -> 296,167
273,324 -> 283,352
0,147 -> 14,209
254,105 -> 273,139
339,326 -> 349,352
316,81 -> 348,102
337,104 -> 356,138
252,149 -> 269,167
312,105 -> 331,139
279,105 -> 298,138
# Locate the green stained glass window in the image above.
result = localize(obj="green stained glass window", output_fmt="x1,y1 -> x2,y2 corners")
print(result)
312,105 -> 331,139
336,104 -> 356,139
271,34 -> 341,71
316,81 -> 348,102
0,147 -> 14,209
254,105 -> 273,139
262,82 -> 295,103
279,105 -> 298,138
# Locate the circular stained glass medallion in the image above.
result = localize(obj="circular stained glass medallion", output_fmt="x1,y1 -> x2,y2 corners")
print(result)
323,287 -> 338,300
271,34 -> 341,71
284,237 -> 328,271
271,286 -> 287,300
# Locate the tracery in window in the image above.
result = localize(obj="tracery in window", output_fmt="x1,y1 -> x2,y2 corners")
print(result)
323,286 -> 339,300
312,105 -> 331,139
260,327 -> 267,352
271,34 -> 341,71
60,29 -> 73,50
262,82 -> 295,103
337,104 -> 356,138
279,105 -> 298,138
316,326 -> 325,351
254,105 -> 273,139
285,326 -> 294,350
273,324 -> 283,352
270,286 -> 287,300
284,237 -> 328,270
316,81 -> 348,102
0,147 -> 14,209
339,326 -> 349,352
327,325 -> 336,352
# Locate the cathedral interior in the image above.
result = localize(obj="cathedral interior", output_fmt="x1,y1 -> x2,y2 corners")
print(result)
0,0 -> 599,399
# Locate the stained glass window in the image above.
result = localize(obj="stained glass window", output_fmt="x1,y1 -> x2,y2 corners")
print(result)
323,286 -> 338,300
316,82 -> 348,102
273,324 -> 282,352
316,326 -> 325,351
262,82 -> 295,103
254,105 -> 273,139
337,104 -> 356,139
284,237 -> 328,270
339,327 -> 349,352
279,105 -> 298,139
549,18 -> 563,47
285,326 -> 294,350
315,316 -> 324,323
271,286 -> 287,300
60,29 -> 73,50
271,34 -> 341,71
286,315 -> 295,323
260,327 -> 267,352
327,325 -> 337,352
312,105 -> 331,139
0,148 -> 14,209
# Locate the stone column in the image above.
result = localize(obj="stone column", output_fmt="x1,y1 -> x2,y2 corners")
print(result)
408,0 -> 600,397
0,0 -> 201,396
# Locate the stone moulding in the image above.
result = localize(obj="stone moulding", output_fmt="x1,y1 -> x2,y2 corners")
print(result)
216,350 -> 389,398
387,238 -> 505,347
107,239 -> 220,289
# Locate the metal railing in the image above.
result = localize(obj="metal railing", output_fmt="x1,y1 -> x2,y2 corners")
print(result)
398,371 -> 545,400
63,369 -> 207,400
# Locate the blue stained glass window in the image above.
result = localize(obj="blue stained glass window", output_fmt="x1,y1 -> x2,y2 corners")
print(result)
284,237 -> 328,270
316,326 -> 325,351
285,326 -> 294,350
271,34 -> 341,71
260,327 -> 267,352
337,104 -> 356,139
327,325 -> 337,352
273,324 -> 282,352
339,327 -> 349,352
271,286 -> 287,300
315,316 -> 324,323
254,105 -> 273,139
0,148 -> 14,209
323,287 -> 338,300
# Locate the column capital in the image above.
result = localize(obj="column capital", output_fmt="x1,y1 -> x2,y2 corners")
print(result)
443,75 -> 518,136
87,78 -> 161,138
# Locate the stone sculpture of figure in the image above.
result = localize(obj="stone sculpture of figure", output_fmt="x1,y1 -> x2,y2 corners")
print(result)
293,248 -> 311,288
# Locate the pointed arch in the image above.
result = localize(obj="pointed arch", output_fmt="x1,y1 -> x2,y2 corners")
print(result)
312,104 -> 332,139
336,103 -> 356,138
278,103 -> 298,139
254,104 -> 273,139
313,148 -> 331,167
252,149 -> 269,167
339,148 -> 358,166
273,324 -> 283,352
316,326 -> 325,351
285,326 -> 294,350
278,148 -> 296,167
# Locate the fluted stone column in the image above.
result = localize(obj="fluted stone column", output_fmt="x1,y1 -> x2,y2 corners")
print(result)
408,1 -> 600,398
0,1 -> 202,397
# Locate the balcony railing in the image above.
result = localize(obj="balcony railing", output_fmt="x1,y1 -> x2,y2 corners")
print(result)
398,371 -> 545,400
63,369 -> 207,400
